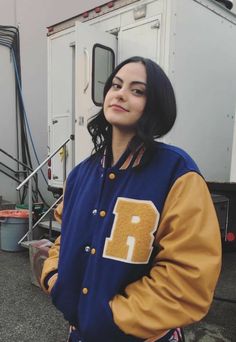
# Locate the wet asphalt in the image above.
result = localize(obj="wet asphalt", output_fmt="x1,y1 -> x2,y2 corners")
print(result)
0,249 -> 236,342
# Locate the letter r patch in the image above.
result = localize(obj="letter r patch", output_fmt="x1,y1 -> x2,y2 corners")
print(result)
103,197 -> 159,264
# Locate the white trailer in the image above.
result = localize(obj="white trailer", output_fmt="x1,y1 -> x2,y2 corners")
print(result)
47,0 -> 236,185
46,0 -> 236,244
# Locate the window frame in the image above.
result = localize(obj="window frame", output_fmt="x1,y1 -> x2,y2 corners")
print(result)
92,43 -> 115,106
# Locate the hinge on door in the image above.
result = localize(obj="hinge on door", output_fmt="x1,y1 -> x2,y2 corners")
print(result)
52,119 -> 58,124
108,27 -> 120,36
53,175 -> 59,180
151,20 -> 160,29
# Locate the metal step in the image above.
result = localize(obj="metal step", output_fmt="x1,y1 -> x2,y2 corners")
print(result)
20,240 -> 34,249
38,220 -> 61,232
20,238 -> 55,250
19,221 -> 61,249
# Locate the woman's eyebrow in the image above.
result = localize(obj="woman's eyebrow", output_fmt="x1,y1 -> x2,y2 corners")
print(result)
113,76 -> 147,86
113,76 -> 123,83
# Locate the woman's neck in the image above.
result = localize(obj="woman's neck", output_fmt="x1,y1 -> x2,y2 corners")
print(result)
111,127 -> 135,166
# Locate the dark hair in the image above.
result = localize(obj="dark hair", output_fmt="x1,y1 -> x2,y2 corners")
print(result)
87,56 -> 176,154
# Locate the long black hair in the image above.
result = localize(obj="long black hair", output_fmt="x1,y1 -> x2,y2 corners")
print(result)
87,56 -> 176,154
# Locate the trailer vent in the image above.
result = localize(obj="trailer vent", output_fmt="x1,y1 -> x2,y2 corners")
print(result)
134,5 -> 147,20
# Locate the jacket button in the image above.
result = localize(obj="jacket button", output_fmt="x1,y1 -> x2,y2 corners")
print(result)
82,287 -> 88,295
108,173 -> 116,180
99,210 -> 106,217
92,209 -> 97,215
91,248 -> 96,255
84,246 -> 91,253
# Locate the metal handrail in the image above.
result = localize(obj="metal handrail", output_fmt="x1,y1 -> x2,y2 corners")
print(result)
18,194 -> 63,244
16,137 -> 70,243
0,167 -> 26,183
0,148 -> 33,172
0,161 -> 28,176
16,137 -> 70,191
0,148 -> 38,203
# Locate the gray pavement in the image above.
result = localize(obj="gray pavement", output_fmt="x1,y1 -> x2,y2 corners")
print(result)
0,249 -> 236,342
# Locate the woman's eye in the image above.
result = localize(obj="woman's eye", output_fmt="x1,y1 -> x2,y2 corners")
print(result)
132,89 -> 145,96
111,83 -> 121,90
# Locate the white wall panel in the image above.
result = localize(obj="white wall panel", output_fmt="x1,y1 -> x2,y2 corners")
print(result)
0,0 -> 103,203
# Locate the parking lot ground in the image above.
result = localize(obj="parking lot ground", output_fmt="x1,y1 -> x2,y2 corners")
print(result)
0,249 -> 235,342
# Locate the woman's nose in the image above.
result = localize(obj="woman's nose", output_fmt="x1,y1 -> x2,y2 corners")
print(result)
115,87 -> 127,100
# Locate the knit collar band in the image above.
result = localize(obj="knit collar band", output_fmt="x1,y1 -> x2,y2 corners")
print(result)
101,144 -> 146,170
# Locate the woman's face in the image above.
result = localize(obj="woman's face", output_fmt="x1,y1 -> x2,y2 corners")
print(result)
103,62 -> 147,133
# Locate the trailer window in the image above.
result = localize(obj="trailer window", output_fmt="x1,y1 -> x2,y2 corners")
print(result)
92,44 -> 115,106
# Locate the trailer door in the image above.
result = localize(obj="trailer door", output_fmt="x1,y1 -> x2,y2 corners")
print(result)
48,28 -> 75,190
75,22 -> 117,164
118,16 -> 163,65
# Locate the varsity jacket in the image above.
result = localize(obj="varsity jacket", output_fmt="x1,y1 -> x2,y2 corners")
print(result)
41,142 -> 221,342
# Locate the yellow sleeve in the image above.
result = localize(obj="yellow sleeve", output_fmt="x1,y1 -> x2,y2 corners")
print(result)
54,181 -> 65,224
40,184 -> 65,293
54,200 -> 63,224
40,235 -> 61,293
110,172 -> 222,340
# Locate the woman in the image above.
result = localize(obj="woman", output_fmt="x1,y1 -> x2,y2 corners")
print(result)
41,56 -> 221,342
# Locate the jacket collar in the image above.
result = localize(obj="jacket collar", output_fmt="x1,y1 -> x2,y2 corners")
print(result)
101,144 -> 146,170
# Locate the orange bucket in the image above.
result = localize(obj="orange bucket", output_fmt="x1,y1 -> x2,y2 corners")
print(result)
0,210 -> 29,219
0,210 -> 29,251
